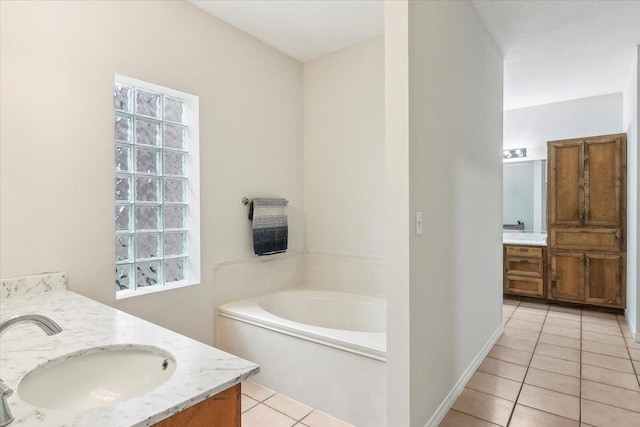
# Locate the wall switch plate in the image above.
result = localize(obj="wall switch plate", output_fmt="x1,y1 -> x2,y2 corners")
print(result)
416,211 -> 423,235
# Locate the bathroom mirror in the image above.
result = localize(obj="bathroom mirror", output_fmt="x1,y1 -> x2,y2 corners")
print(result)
503,159 -> 547,233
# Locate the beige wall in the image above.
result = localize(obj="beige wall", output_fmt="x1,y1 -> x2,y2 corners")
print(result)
303,36 -> 385,258
386,1 -> 503,425
0,0 -> 303,344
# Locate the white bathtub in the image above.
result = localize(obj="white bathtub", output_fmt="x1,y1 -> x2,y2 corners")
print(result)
217,289 -> 386,427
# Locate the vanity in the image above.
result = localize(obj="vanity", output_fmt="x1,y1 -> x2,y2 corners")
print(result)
503,234 -> 547,298
0,274 -> 258,427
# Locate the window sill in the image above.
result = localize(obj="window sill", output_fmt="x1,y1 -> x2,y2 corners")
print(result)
116,280 -> 200,300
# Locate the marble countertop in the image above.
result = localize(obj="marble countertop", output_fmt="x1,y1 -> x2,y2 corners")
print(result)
503,232 -> 547,247
0,290 -> 259,427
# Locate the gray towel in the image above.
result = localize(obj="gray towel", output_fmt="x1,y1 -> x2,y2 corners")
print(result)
249,198 -> 288,256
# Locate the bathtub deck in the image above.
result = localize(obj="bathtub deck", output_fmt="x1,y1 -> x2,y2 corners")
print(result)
241,380 -> 353,427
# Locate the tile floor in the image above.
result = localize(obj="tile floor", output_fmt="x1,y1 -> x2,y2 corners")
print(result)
241,380 -> 354,427
440,299 -> 640,427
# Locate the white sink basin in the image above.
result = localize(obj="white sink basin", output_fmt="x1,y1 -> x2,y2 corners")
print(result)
18,345 -> 176,410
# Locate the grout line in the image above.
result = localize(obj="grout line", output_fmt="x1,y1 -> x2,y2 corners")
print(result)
580,397 -> 640,415
617,315 -> 640,389
515,401 -> 582,423
448,409 -> 501,426
579,305 -> 583,424
505,302 -> 549,426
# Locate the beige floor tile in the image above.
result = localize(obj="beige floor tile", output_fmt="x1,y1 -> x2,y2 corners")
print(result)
582,340 -> 630,359
301,409 -> 353,427
478,356 -> 528,382
535,342 -> 581,362
504,299 -> 520,307
538,333 -> 581,349
488,345 -> 533,366
242,404 -> 297,427
633,360 -> 640,373
545,316 -> 581,329
508,319 -> 543,332
620,323 -> 634,338
511,311 -> 546,323
530,354 -> 580,378
547,311 -> 581,322
581,364 -> 640,391
466,371 -> 522,401
542,324 -> 581,339
503,326 -> 541,342
509,404 -> 579,427
549,305 -> 582,315
582,399 -> 640,427
242,394 -> 260,413
518,301 -> 549,311
581,380 -> 640,413
242,381 -> 277,402
496,334 -> 537,352
625,337 -> 640,350
629,348 -> 640,361
582,351 -> 635,374
524,367 -> 580,396
517,384 -> 579,421
264,394 -> 313,421
451,388 -> 514,426
582,330 -> 627,346
438,409 -> 500,427
582,310 -> 617,319
503,314 -> 511,324
581,315 -> 620,327
582,322 -> 623,336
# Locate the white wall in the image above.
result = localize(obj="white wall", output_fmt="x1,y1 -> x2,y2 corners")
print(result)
0,1 -> 303,344
623,46 -> 639,340
303,37 -> 386,296
504,93 -> 623,160
386,1 -> 504,425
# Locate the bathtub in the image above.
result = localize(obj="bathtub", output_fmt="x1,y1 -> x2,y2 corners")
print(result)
217,289 -> 386,427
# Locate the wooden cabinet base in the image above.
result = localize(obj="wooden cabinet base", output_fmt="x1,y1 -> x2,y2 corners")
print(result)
153,384 -> 240,427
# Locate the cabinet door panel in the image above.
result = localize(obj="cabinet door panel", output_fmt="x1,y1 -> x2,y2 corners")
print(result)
585,254 -> 623,307
549,253 -> 584,302
585,138 -> 622,226
505,257 -> 543,277
505,276 -> 544,297
549,142 -> 583,225
550,228 -> 621,252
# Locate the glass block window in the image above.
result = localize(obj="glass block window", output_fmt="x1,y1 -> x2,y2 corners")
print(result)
114,74 -> 200,298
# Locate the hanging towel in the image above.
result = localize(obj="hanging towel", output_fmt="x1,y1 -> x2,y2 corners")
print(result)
249,198 -> 288,256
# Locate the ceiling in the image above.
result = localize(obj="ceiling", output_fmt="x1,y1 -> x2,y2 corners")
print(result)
471,0 -> 640,110
188,0 -> 384,62
189,0 -> 640,110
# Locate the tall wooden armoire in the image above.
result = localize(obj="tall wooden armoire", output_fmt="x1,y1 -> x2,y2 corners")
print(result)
547,133 -> 626,308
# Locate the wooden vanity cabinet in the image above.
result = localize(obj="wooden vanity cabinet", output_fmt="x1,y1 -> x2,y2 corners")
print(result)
547,133 -> 626,309
153,383 -> 240,427
504,245 -> 546,298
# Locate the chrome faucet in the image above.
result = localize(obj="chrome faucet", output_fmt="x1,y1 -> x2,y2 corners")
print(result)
0,313 -> 63,337
0,314 -> 62,426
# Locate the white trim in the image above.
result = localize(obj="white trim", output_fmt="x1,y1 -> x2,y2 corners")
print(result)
625,309 -> 639,343
423,323 -> 505,427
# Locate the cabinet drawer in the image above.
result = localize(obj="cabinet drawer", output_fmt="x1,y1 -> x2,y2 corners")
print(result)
505,245 -> 543,259
504,276 -> 544,297
550,228 -> 621,252
505,257 -> 543,277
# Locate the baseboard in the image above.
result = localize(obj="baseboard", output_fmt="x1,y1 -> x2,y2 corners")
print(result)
423,323 -> 505,427
625,310 -> 639,343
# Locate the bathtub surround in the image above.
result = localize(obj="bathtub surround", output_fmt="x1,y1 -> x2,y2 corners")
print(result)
1,273 -> 67,299
0,0 -> 303,344
0,289 -> 258,426
304,251 -> 386,297
386,1 -> 504,426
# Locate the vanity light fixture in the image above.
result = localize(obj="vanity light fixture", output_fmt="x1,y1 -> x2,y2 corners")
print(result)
503,148 -> 527,159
